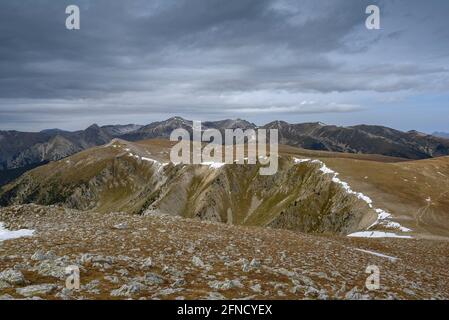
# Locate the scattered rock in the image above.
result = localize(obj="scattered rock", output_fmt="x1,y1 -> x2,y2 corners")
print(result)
32,260 -> 67,280
250,259 -> 261,269
116,268 -> 129,276
56,288 -> 75,300
0,269 -> 26,285
83,280 -> 101,294
171,279 -> 186,287
110,282 -> 145,297
209,279 -> 244,291
0,280 -> 11,290
250,284 -> 262,293
345,287 -> 371,300
305,286 -> 328,300
142,257 -> 153,268
192,256 -> 205,268
113,223 -> 128,230
242,260 -> 250,273
162,266 -> 185,278
205,292 -> 227,300
0,204 -> 447,300
157,288 -> 182,296
104,276 -> 119,284
16,284 -> 57,297
31,250 -> 56,261
144,272 -> 165,286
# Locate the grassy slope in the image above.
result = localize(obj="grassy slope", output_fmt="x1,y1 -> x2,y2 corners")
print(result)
280,145 -> 449,239
1,138 -> 448,239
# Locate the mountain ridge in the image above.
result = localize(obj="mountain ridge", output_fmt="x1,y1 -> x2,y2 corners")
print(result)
433,131 -> 449,139
1,117 -> 449,175
2,139 -> 449,240
0,139 -> 383,236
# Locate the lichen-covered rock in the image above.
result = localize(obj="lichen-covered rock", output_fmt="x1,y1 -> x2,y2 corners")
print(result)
0,269 -> 26,285
16,284 -> 57,297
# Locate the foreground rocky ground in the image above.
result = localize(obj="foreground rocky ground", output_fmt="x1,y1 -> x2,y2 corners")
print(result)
0,204 -> 448,300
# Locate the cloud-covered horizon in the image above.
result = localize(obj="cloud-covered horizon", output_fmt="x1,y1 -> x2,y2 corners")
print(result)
0,0 -> 448,132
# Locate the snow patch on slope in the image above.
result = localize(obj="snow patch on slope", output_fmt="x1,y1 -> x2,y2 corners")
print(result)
294,158 -> 311,164
125,152 -> 170,173
348,231 -> 412,239
201,162 -> 226,169
125,147 -> 224,171
354,248 -> 399,261
0,222 -> 34,242
293,157 -> 412,237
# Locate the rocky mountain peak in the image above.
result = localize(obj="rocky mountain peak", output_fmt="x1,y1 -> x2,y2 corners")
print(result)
86,124 -> 101,131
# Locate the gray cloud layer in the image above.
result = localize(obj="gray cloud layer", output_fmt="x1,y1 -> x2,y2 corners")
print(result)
0,0 -> 448,131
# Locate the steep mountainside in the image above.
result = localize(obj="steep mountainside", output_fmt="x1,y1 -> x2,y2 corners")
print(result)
0,162 -> 49,187
120,117 -> 194,141
2,117 -> 449,176
2,139 -> 448,239
433,131 -> 449,139
120,117 -> 257,141
203,118 -> 257,130
4,139 -> 448,239
0,139 -> 383,236
0,124 -> 113,171
279,144 -> 449,240
263,121 -> 449,160
101,124 -> 143,136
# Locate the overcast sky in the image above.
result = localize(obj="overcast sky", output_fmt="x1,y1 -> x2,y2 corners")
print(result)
0,0 -> 448,132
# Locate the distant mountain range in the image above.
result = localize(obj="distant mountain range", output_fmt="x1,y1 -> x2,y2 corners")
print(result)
268,122 -> 449,160
1,117 -> 449,175
433,131 -> 449,139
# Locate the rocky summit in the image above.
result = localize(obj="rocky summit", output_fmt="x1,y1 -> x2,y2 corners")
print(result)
0,204 -> 448,300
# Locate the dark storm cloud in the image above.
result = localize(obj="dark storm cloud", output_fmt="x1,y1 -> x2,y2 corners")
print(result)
0,0 -> 370,98
0,0 -> 449,130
